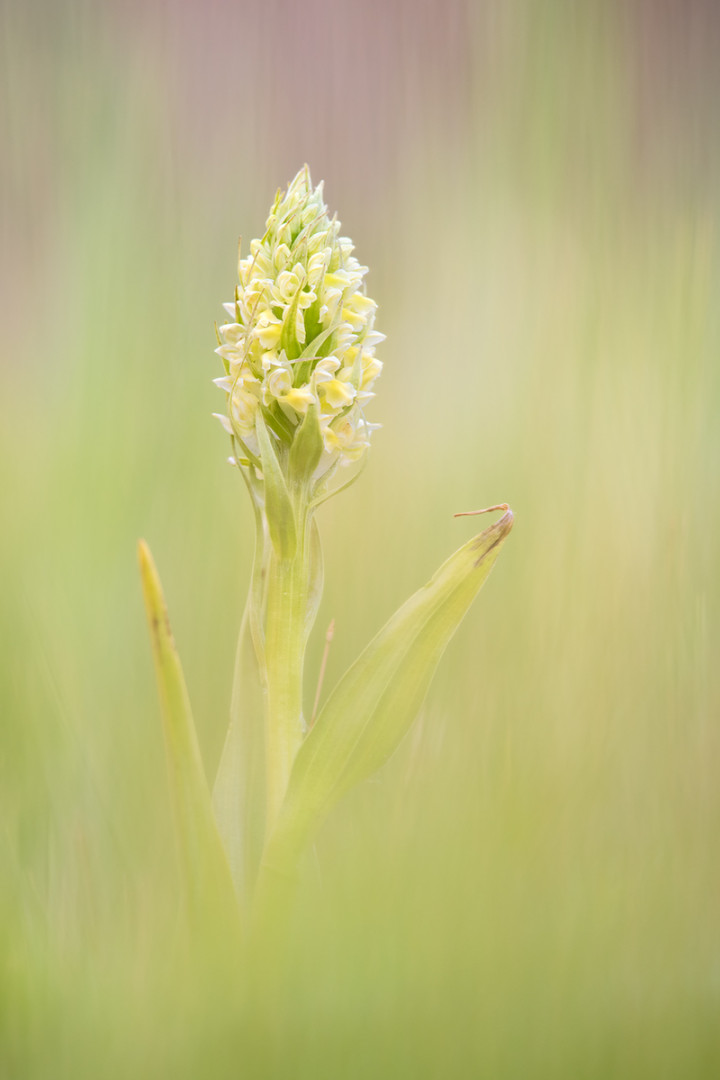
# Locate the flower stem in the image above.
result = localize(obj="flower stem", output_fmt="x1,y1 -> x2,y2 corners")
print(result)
263,507 -> 312,830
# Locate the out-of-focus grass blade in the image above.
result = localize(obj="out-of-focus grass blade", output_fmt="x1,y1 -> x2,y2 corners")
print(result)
262,508 -> 514,870
138,540 -> 239,929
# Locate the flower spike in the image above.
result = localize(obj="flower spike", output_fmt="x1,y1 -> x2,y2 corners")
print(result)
214,166 -> 383,479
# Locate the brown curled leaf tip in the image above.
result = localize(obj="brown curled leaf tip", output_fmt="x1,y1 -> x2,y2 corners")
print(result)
494,506 -> 514,536
467,505 -> 514,562
473,523 -> 511,566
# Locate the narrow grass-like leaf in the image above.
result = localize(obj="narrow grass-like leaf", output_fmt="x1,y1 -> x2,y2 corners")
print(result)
138,540 -> 239,927
256,410 -> 297,560
263,508 -> 514,867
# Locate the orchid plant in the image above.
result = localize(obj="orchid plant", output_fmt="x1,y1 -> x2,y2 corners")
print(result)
138,167 -> 513,935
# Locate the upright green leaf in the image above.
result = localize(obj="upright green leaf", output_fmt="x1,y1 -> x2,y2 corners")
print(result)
138,540 -> 239,928
262,508 -> 514,869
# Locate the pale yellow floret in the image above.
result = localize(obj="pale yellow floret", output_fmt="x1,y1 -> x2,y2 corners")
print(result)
361,356 -> 383,387
219,323 -> 244,345
320,377 -> 356,411
231,388 -> 259,433
265,365 -> 294,401
253,313 -> 282,350
282,386 -> 316,413
322,415 -> 371,461
311,357 -> 341,385
273,243 -> 292,270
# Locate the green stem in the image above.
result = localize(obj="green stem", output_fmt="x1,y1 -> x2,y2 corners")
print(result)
264,505 -> 312,829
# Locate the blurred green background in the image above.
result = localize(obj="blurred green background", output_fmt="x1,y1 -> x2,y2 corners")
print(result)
2,0 -> 719,1076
